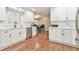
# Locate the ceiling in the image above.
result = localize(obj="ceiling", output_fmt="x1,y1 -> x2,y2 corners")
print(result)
18,7 -> 50,17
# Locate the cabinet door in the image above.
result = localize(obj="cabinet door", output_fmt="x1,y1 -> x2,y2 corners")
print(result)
12,28 -> 26,44
49,28 -> 61,41
23,11 -> 34,22
49,27 -> 57,41
65,8 -> 77,20
18,28 -> 26,40
0,7 -> 6,20
50,8 -> 66,21
0,30 -> 12,47
70,30 -> 76,45
61,29 -> 71,44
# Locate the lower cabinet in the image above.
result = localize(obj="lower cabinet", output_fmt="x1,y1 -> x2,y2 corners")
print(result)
61,29 -> 71,44
49,27 -> 76,45
0,30 -> 12,48
0,28 -> 26,50
49,27 -> 61,41
70,30 -> 77,45
12,28 -> 26,43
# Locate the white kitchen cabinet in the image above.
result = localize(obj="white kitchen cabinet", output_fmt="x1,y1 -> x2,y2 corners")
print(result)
61,29 -> 71,44
0,7 -> 7,20
11,28 -> 26,44
49,27 -> 77,46
50,8 -> 66,21
65,8 -> 77,20
17,28 -> 26,40
61,29 -> 76,45
49,27 -> 61,41
50,7 -> 77,21
32,26 -> 37,36
70,29 -> 77,45
0,30 -> 12,48
6,7 -> 21,24
21,10 -> 35,23
0,28 -> 26,50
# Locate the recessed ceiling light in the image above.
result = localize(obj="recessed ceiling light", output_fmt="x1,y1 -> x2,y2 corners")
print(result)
31,8 -> 36,11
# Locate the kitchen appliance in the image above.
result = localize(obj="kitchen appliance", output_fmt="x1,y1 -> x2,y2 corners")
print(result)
76,8 -> 79,45
26,27 -> 32,39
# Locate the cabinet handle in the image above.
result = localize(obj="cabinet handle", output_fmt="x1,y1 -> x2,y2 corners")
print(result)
4,31 -> 8,33
19,32 -> 22,35
61,33 -> 64,35
9,34 -> 11,38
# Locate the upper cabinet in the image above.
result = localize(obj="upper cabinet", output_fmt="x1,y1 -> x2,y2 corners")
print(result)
21,10 -> 35,23
65,8 -> 77,20
0,7 -> 7,20
50,7 -> 77,21
6,7 -> 22,25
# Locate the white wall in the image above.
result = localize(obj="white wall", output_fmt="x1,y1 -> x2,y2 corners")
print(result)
37,16 -> 50,31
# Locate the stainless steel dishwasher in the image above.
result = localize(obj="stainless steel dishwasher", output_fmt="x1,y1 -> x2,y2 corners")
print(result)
26,27 -> 32,39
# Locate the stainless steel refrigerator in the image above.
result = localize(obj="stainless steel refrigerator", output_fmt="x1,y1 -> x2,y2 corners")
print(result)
76,8 -> 79,45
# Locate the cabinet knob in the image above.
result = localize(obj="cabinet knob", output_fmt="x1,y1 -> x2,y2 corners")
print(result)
65,17 -> 69,20
19,32 -> 22,35
61,33 -> 64,35
9,34 -> 11,38
4,31 -> 8,33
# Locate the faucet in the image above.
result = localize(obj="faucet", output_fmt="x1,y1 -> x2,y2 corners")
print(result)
14,21 -> 17,28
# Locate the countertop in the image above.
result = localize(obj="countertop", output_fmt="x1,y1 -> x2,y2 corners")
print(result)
0,26 -> 32,31
49,26 -> 76,30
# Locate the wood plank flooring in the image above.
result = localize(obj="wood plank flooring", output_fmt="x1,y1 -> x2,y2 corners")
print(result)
2,32 -> 79,51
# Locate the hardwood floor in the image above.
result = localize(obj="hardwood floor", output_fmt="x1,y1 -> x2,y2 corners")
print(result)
2,32 -> 79,51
